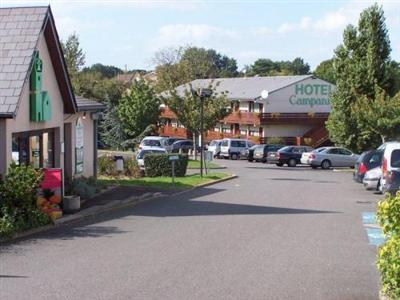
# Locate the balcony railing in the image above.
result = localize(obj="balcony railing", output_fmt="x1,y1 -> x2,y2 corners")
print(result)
223,111 -> 261,125
260,112 -> 329,124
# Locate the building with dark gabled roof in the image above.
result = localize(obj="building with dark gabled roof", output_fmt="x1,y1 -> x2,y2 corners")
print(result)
160,75 -> 335,147
0,6 -> 104,178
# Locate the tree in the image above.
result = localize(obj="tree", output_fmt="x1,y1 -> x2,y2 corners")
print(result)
246,57 -> 310,76
100,101 -> 127,149
61,33 -> 85,82
352,88 -> 400,144
326,4 -> 395,152
154,46 -> 238,92
164,81 -> 231,152
82,63 -> 123,78
314,59 -> 336,84
117,79 -> 160,139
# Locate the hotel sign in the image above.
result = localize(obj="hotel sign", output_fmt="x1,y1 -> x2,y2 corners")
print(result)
289,84 -> 332,107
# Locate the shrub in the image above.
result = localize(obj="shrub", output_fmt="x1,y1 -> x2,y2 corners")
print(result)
377,192 -> 400,299
124,157 -> 141,178
65,177 -> 99,200
98,156 -> 117,176
144,154 -> 188,177
0,164 -> 50,238
377,192 -> 400,236
266,137 -> 285,144
377,236 -> 400,299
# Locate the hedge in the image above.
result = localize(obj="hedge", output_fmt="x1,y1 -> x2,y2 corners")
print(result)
377,192 -> 400,299
144,154 -> 188,177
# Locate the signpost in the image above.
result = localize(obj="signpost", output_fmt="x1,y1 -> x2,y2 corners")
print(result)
169,155 -> 179,186
205,151 -> 213,175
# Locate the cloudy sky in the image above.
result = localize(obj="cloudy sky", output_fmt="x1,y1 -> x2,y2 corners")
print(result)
3,0 -> 400,71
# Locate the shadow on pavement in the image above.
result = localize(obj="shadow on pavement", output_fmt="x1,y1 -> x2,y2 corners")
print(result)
3,186 -> 340,244
0,275 -> 28,278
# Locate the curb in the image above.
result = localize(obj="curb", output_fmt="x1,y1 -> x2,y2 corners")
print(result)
0,174 -> 238,243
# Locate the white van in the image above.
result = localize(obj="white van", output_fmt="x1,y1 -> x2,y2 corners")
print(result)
220,138 -> 255,160
208,140 -> 223,158
379,141 -> 400,192
139,136 -> 167,149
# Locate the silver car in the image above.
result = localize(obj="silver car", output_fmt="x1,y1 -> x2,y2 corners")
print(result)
301,147 -> 359,169
363,167 -> 382,191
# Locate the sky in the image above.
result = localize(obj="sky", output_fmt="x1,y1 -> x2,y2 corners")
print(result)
2,0 -> 400,72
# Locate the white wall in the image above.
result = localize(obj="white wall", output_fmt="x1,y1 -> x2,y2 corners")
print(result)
262,124 -> 313,137
4,33 -> 65,170
262,77 -> 335,113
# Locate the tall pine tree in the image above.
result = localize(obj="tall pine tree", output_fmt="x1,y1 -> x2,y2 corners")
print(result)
326,4 -> 394,151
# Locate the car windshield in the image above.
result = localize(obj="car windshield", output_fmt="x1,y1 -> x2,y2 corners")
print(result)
165,139 -> 178,146
221,140 -> 229,147
209,140 -> 219,146
142,139 -> 162,147
313,148 -> 326,153
278,146 -> 292,152
137,150 -> 164,159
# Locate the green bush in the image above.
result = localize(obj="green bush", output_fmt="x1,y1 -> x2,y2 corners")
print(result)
124,157 -> 142,178
0,164 -> 50,238
377,192 -> 400,299
144,154 -> 188,177
98,156 -> 117,176
377,192 -> 400,236
65,177 -> 99,200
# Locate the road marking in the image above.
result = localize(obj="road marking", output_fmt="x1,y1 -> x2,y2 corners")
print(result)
362,212 -> 386,246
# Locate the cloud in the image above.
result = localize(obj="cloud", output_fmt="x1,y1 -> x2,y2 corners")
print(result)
153,24 -> 240,49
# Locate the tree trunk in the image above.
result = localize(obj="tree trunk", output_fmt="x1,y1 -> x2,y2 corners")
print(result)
381,135 -> 386,144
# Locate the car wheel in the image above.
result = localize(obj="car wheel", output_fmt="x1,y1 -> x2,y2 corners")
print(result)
262,158 -> 267,163
321,160 -> 331,170
248,158 -> 253,162
276,162 -> 283,167
230,153 -> 239,160
288,158 -> 297,167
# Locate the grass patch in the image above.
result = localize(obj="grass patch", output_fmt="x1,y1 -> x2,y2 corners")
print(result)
187,159 -> 222,169
97,172 -> 229,189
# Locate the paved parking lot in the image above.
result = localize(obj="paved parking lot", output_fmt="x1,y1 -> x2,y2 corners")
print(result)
1,160 -> 381,300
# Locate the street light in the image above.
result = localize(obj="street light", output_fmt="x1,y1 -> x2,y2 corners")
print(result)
191,87 -> 212,178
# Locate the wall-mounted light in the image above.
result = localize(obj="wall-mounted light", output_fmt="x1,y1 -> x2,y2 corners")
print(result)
82,112 -> 87,120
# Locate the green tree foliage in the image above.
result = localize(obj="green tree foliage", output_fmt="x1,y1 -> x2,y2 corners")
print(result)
314,59 -> 336,84
246,57 -> 310,76
352,88 -> 400,144
61,33 -> 85,82
82,63 -> 123,78
164,82 -> 230,136
154,46 -> 238,91
326,4 -> 399,152
117,79 -> 160,139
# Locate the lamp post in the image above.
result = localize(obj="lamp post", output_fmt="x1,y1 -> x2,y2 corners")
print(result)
197,88 -> 212,178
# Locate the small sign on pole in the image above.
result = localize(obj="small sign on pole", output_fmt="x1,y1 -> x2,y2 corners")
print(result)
169,155 -> 179,186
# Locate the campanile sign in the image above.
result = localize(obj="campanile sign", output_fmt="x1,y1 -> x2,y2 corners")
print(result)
289,83 -> 332,107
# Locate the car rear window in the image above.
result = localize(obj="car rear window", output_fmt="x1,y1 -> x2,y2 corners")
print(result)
231,141 -> 246,147
209,141 -> 218,146
142,139 -> 161,147
391,150 -> 400,167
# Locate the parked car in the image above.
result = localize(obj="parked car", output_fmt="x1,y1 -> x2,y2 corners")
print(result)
382,170 -> 400,195
171,139 -> 193,153
220,138 -> 255,160
139,136 -> 167,149
267,145 -> 314,167
136,147 -> 166,170
163,137 -> 186,152
353,150 -> 383,183
301,147 -> 359,169
253,144 -> 285,163
363,167 -> 382,191
246,145 -> 263,162
208,140 -> 223,158
380,142 -> 400,194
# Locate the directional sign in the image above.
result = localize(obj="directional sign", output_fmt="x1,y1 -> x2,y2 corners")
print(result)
169,155 -> 179,161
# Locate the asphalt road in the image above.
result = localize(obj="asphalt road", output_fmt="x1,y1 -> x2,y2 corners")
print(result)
1,160 -> 381,300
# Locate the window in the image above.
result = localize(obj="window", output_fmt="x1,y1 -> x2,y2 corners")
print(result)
327,148 -> 339,154
240,130 -> 247,135
12,129 -> 55,168
391,150 -> 400,168
338,148 -> 352,155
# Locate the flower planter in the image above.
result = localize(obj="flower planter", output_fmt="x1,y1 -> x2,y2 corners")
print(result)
63,195 -> 80,213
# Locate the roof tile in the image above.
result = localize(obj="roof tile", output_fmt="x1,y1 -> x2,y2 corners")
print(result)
0,6 -> 48,117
